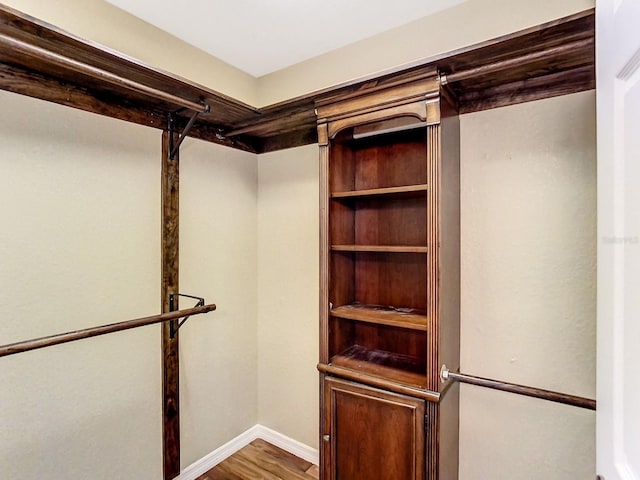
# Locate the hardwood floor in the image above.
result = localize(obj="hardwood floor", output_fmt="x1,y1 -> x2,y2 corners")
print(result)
197,439 -> 319,480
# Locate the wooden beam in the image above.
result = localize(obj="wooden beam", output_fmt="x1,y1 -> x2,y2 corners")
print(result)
161,129 -> 181,479
0,4 -> 596,154
457,64 -> 595,114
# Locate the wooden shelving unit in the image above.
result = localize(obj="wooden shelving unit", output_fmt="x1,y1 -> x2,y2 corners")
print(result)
316,74 -> 461,480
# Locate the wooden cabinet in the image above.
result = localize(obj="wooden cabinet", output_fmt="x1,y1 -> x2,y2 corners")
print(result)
323,377 -> 425,480
316,72 -> 461,479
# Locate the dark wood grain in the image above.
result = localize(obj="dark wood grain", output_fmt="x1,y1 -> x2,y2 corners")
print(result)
457,64 -> 595,114
332,183 -> 428,198
332,245 -> 427,253
317,73 -> 463,480
426,123 -> 441,394
445,371 -> 597,410
319,365 -> 439,402
354,252 -> 427,309
327,252 -> 355,312
318,125 -> 331,366
426,400 -> 438,480
324,378 -> 425,480
0,4 -> 595,153
330,303 -> 427,331
353,196 -> 427,247
0,304 -> 216,358
162,130 -> 180,480
330,345 -> 426,388
257,127 -> 318,153
0,63 -> 258,153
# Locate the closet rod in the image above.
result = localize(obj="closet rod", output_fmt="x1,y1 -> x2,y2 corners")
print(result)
440,366 -> 596,411
441,38 -> 593,85
0,33 -> 209,113
0,304 -> 216,358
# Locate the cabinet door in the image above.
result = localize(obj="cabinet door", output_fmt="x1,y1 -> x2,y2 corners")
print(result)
324,377 -> 425,480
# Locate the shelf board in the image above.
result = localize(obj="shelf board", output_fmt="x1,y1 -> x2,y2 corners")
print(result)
331,184 -> 428,199
331,245 -> 428,253
330,345 -> 427,388
317,363 -> 439,402
331,303 -> 427,331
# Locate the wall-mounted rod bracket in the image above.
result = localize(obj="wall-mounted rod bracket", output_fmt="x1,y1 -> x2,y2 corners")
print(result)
168,293 -> 206,338
168,105 -> 211,160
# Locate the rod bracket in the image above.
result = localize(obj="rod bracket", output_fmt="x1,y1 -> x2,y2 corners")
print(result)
440,364 -> 450,383
168,104 -> 210,160
168,293 -> 206,338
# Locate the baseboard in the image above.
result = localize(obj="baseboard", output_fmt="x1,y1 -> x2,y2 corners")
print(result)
253,424 -> 319,465
176,424 -> 319,480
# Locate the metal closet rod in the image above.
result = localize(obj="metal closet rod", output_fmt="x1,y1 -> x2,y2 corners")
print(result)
440,365 -> 596,411
0,33 -> 210,114
0,303 -> 217,358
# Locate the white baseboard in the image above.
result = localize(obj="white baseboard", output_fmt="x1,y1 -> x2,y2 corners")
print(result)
253,424 -> 319,466
176,424 -> 319,480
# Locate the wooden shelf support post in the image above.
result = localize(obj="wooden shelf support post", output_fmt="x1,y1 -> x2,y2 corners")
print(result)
162,128 -> 181,480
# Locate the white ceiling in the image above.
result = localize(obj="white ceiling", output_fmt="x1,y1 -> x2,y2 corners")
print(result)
105,0 -> 464,77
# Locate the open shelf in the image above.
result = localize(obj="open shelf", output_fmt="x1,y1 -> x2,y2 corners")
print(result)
331,183 -> 428,199
332,245 -> 428,253
329,128 -> 428,193
331,303 -> 427,331
330,345 -> 427,388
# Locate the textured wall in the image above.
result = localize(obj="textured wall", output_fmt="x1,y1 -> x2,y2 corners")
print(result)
459,91 -> 596,479
0,91 -> 259,478
179,138 -> 258,468
257,145 -> 319,449
0,91 -> 162,479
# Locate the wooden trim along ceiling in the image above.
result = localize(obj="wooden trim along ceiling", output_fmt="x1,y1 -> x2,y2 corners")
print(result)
0,5 -> 594,154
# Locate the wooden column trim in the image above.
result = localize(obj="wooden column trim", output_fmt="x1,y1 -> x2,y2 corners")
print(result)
317,122 -> 330,480
426,122 -> 441,392
318,122 -> 329,365
162,129 -> 180,479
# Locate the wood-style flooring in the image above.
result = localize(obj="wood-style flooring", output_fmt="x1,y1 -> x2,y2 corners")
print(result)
197,438 -> 319,480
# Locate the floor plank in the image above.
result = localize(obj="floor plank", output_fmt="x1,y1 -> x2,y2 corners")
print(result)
197,439 -> 319,480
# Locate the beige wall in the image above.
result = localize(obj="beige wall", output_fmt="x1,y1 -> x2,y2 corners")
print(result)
0,91 -> 162,478
257,145 -> 319,449
1,0 -> 596,477
4,0 -> 257,105
179,139 -> 259,467
0,90 -> 258,477
459,91 -> 596,479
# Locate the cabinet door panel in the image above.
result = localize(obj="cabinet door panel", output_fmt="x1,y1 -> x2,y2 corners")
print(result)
325,377 -> 425,480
